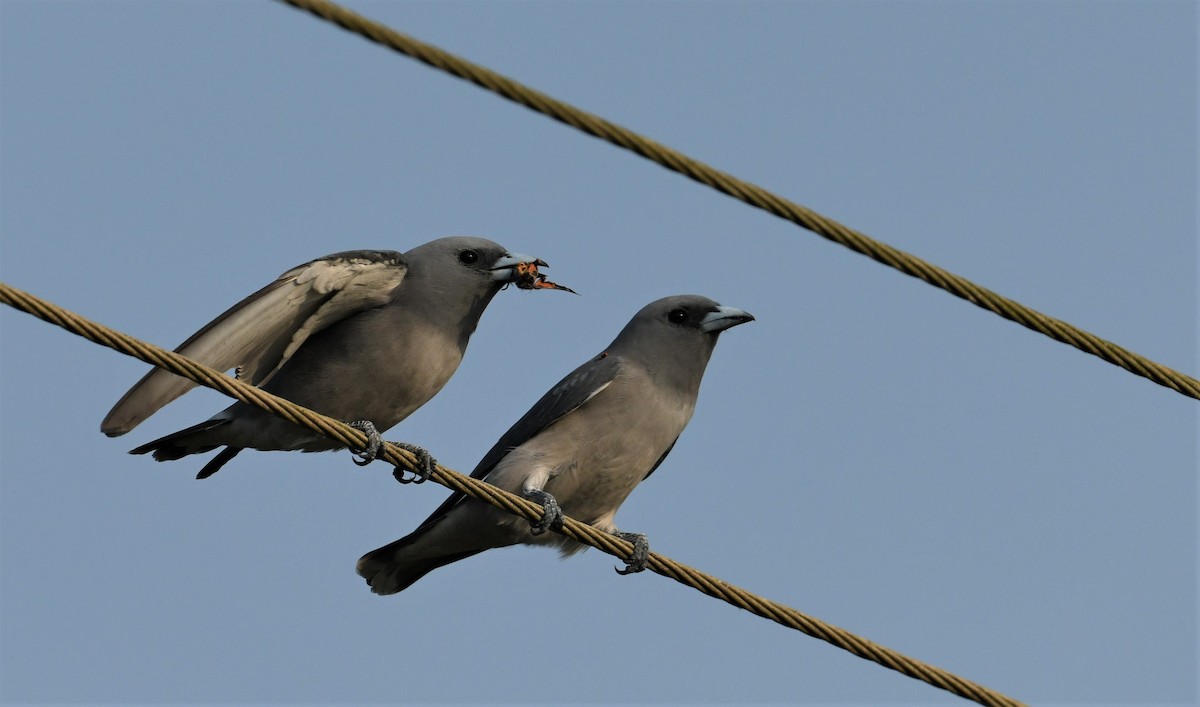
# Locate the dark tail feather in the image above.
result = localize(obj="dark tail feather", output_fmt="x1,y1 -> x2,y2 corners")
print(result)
130,415 -> 230,465
196,446 -> 243,479
356,532 -> 483,595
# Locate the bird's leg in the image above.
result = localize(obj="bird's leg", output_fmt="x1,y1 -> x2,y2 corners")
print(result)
389,441 -> 436,485
348,420 -> 383,466
524,489 -> 563,535
613,531 -> 650,575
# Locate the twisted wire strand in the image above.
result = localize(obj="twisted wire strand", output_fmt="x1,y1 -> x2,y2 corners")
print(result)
276,0 -> 1199,402
0,281 -> 1024,706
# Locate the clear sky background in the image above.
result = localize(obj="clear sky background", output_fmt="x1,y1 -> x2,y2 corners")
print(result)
1,1 -> 1195,704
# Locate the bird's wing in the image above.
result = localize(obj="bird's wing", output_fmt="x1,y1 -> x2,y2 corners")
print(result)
641,437 -> 678,482
416,352 -> 624,528
101,250 -> 408,436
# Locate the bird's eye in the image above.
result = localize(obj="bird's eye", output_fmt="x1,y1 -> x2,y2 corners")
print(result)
458,250 -> 479,265
667,309 -> 688,324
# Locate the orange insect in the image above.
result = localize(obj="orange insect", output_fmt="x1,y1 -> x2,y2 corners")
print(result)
512,260 -> 578,294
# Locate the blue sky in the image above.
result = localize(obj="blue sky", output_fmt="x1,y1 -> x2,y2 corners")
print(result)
1,1 -> 1195,704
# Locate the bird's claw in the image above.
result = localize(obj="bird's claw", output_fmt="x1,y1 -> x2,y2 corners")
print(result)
525,489 -> 563,535
389,441 -> 436,484
348,420 -> 383,466
614,531 -> 649,575
348,422 -> 435,483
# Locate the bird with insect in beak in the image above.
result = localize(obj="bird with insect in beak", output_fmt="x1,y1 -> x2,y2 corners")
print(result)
102,236 -> 572,479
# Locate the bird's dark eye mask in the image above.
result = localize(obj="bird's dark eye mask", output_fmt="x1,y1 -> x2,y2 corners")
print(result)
512,261 -> 578,294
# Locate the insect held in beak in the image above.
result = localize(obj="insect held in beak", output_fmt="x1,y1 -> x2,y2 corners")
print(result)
512,261 -> 578,294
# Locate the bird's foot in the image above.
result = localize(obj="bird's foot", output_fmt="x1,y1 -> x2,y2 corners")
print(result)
389,441 -> 436,485
348,420 -> 383,466
525,489 -> 563,535
614,531 -> 649,575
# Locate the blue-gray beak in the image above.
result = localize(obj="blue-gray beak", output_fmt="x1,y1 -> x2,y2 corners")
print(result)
489,252 -> 546,281
700,305 -> 755,333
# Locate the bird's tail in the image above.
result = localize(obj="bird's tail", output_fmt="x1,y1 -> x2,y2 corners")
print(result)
356,528 -> 484,595
128,418 -> 242,478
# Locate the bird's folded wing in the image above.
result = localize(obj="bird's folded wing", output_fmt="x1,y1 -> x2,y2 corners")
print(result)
416,353 -> 623,529
101,250 -> 408,436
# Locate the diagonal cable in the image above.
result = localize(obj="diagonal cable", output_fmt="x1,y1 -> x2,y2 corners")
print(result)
275,0 -> 1198,402
1,281 -> 1024,706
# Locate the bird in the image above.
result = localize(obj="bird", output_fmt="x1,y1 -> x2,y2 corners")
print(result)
357,294 -> 754,595
102,236 -> 560,479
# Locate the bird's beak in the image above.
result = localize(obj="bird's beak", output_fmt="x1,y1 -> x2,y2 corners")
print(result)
489,253 -> 547,281
700,305 -> 755,333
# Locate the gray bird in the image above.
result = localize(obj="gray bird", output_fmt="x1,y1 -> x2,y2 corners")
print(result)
102,236 -> 556,479
357,294 -> 754,595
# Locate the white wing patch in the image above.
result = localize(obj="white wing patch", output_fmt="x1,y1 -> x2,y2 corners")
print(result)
578,380 -> 612,407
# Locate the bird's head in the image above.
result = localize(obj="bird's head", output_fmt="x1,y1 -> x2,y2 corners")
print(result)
405,236 -> 573,295
609,294 -> 754,387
